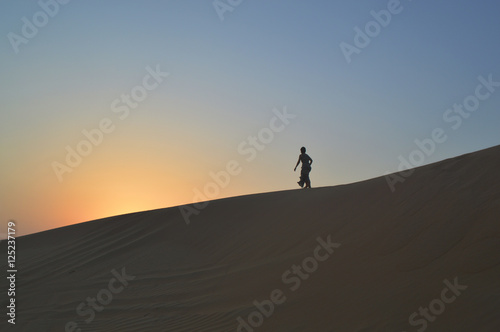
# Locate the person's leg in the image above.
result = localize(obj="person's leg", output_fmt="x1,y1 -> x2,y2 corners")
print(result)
298,170 -> 305,187
305,169 -> 311,188
297,169 -> 307,187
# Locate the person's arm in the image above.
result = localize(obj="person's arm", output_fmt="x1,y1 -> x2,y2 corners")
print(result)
309,156 -> 313,166
294,156 -> 301,171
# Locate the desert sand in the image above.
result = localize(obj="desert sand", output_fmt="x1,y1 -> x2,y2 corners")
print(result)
2,145 -> 500,332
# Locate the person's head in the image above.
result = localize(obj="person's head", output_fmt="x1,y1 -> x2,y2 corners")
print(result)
300,147 -> 306,154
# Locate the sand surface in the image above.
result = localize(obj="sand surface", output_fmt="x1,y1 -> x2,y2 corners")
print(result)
2,145 -> 500,331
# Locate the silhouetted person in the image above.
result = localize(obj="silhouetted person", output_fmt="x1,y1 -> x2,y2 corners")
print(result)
294,147 -> 313,188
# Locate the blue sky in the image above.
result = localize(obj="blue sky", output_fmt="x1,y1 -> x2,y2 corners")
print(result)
1,0 -> 499,235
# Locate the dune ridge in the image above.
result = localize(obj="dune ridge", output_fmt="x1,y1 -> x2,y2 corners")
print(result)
2,145 -> 500,331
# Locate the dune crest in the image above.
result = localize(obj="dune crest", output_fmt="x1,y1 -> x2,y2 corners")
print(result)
3,145 -> 500,331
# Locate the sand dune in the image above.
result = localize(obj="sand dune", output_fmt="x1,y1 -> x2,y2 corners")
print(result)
2,145 -> 500,331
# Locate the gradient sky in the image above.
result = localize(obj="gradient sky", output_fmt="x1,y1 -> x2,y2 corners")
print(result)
1,0 -> 499,237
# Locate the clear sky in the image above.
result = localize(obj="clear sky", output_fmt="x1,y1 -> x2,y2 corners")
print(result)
1,0 -> 499,236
